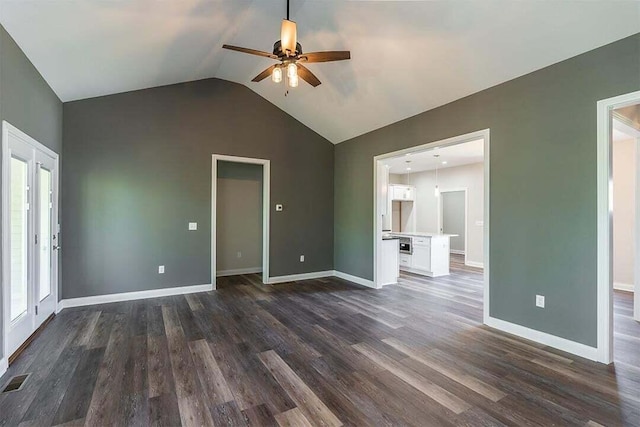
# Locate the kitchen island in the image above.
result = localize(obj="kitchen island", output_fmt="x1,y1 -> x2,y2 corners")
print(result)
388,232 -> 457,277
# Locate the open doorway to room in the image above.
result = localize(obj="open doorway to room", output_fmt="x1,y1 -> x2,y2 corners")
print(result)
373,129 -> 489,320
211,155 -> 270,289
611,107 -> 640,366
597,90 -> 640,364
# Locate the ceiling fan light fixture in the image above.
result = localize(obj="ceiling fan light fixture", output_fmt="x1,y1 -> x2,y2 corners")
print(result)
272,66 -> 283,83
287,62 -> 297,79
221,0 -> 350,89
289,73 -> 299,88
281,19 -> 297,55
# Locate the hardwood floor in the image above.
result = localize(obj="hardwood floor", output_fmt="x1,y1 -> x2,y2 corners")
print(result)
1,257 -> 639,426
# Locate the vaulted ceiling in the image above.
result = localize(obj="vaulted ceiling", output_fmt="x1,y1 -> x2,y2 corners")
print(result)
1,1 -> 638,143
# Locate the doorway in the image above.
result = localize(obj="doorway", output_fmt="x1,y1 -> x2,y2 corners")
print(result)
2,122 -> 59,362
211,155 -> 270,288
439,189 -> 467,263
596,90 -> 640,364
373,129 -> 490,321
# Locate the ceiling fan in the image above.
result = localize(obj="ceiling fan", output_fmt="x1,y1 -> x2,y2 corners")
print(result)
222,0 -> 350,88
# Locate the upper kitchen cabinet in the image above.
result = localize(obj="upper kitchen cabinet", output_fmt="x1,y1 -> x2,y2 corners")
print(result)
390,184 -> 416,201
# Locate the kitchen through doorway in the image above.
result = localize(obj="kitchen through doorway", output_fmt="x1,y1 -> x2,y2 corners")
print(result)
373,129 -> 489,319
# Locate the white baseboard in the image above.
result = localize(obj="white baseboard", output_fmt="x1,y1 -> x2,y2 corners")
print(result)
0,357 -> 7,378
333,270 -> 377,289
485,316 -> 599,362
465,260 -> 484,269
217,267 -> 262,277
54,269 -> 379,311
450,249 -> 465,255
267,271 -> 334,284
614,282 -> 634,292
58,283 -> 213,310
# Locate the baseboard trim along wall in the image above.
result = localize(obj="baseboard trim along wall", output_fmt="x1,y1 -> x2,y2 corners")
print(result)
450,249 -> 465,255
465,261 -> 484,269
267,271 -> 335,284
217,267 -> 262,277
55,271 -> 376,311
58,283 -> 214,310
485,316 -> 599,362
333,271 -> 376,288
0,357 -> 7,378
613,282 -> 634,292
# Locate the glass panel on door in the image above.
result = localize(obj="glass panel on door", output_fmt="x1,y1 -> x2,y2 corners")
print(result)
10,157 -> 29,322
39,168 -> 52,301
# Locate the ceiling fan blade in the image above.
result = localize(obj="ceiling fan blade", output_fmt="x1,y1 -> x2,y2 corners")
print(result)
222,44 -> 278,59
300,51 -> 351,63
280,19 -> 297,56
296,64 -> 321,87
252,65 -> 278,82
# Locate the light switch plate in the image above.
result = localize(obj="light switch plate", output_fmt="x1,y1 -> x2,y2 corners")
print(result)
188,222 -> 197,230
276,204 -> 283,212
536,294 -> 545,308
159,265 -> 165,274
300,255 -> 305,262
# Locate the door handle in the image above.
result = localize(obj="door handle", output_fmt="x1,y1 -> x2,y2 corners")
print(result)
53,245 -> 61,251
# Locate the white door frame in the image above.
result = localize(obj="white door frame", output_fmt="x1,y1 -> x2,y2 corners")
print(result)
373,129 -> 490,324
211,155 -> 270,289
596,90 -> 640,364
438,187 -> 468,265
2,121 -> 59,363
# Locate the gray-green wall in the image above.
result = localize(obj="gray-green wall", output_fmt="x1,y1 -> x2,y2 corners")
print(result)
62,78 -> 334,299
0,26 -> 63,361
334,33 -> 640,347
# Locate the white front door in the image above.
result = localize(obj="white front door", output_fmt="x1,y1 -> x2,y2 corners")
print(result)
3,122 -> 59,358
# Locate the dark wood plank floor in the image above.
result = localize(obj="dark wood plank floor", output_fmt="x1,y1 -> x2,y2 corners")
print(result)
1,256 -> 639,426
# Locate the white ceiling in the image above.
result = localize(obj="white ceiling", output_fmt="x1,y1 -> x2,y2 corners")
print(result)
384,138 -> 484,174
1,1 -> 639,144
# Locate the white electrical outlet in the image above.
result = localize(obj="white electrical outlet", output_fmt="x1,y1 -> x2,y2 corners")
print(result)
158,265 -> 165,274
237,251 -> 242,258
300,255 -> 305,262
536,294 -> 545,308
188,222 -> 198,231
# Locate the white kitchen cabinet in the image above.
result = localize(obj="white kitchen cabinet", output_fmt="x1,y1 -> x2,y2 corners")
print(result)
390,185 -> 415,201
411,245 -> 431,271
380,239 -> 400,285
399,253 -> 412,268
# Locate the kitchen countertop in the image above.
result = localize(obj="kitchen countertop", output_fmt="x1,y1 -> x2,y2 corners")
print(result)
387,232 -> 458,238
382,236 -> 400,240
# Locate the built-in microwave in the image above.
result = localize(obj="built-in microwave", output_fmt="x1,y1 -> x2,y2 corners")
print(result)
399,237 -> 412,254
